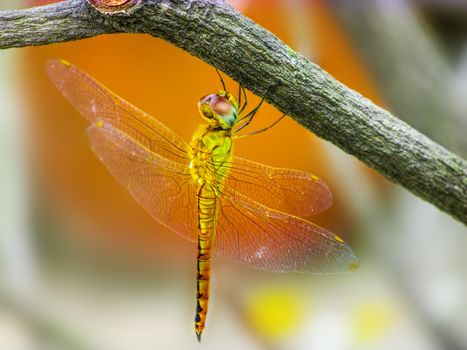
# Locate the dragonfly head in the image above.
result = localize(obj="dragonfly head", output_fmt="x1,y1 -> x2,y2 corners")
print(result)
198,91 -> 238,130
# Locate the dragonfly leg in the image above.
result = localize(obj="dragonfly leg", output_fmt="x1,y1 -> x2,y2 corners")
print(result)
238,84 -> 248,115
233,112 -> 287,139
236,88 -> 266,123
216,68 -> 227,91
235,81 -> 281,133
234,102 -> 262,133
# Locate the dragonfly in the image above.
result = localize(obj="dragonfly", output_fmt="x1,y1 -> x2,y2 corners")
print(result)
46,59 -> 358,341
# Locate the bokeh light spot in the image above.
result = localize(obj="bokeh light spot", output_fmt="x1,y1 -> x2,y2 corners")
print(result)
353,301 -> 395,343
246,286 -> 306,341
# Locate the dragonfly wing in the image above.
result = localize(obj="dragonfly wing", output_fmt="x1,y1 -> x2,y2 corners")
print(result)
88,123 -> 197,242
47,59 -> 190,164
215,192 -> 357,273
216,156 -> 332,218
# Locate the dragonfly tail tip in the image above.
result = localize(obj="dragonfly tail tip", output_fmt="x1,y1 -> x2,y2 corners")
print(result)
196,331 -> 202,342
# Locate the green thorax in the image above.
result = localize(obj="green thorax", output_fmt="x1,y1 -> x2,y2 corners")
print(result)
189,125 -> 233,194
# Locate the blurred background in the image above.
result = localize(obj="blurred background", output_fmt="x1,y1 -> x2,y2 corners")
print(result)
1,0 -> 467,349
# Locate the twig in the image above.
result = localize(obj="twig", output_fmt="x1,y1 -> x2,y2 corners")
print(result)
0,0 -> 466,224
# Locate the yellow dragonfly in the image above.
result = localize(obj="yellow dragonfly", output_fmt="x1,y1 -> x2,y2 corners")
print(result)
47,59 -> 358,341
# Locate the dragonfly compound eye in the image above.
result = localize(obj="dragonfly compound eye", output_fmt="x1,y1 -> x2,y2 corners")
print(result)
199,94 -> 234,122
210,96 -> 233,116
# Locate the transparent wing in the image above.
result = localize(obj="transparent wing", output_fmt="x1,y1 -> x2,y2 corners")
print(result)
46,59 -> 190,164
89,123 -> 354,273
88,123 -> 197,242
215,191 -> 357,274
214,157 -> 333,218
48,59 -> 355,273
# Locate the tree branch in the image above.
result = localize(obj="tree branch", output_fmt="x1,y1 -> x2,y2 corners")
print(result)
329,0 -> 467,157
0,0 -> 466,224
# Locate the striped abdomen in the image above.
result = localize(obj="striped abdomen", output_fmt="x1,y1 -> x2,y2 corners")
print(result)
195,185 -> 217,340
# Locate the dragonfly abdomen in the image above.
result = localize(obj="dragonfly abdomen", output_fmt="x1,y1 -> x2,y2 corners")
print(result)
195,185 -> 217,340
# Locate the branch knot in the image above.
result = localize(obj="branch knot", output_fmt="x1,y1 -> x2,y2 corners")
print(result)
86,0 -> 142,14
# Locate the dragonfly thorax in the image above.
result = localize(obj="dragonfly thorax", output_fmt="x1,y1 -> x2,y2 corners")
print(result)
189,125 -> 233,191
